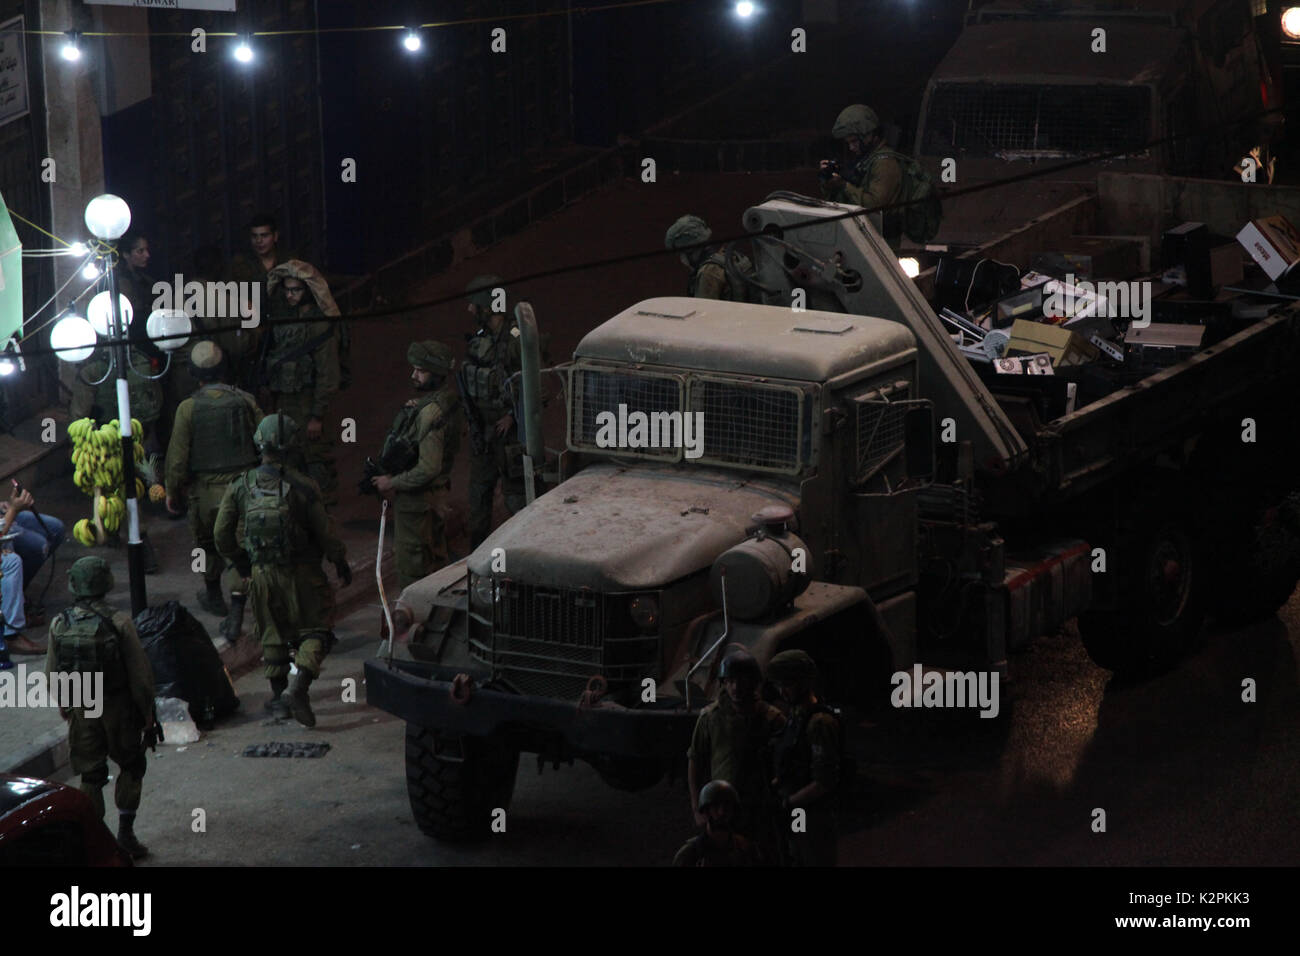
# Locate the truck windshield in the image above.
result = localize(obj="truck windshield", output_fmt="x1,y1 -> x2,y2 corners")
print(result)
568,366 -> 811,475
920,82 -> 1152,159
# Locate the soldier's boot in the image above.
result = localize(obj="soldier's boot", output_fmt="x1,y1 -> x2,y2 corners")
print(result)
220,592 -> 247,642
285,670 -> 317,728
264,676 -> 291,718
196,579 -> 228,617
116,812 -> 149,860
140,531 -> 160,575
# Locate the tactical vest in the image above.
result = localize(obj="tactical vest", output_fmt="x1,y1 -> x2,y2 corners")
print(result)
54,605 -> 127,695
265,319 -> 321,394
89,349 -> 163,425
463,327 -> 514,410
847,148 -> 906,239
189,385 -> 259,474
240,468 -> 297,566
772,701 -> 846,792
688,251 -> 756,301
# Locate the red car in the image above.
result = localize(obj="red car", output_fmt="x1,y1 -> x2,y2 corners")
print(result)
0,774 -> 131,866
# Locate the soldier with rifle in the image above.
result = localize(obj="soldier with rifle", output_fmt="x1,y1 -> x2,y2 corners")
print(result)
46,556 -> 157,859
367,341 -> 463,588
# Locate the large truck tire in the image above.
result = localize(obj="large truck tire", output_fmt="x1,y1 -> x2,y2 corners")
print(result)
1077,501 -> 1207,677
1205,491 -> 1300,625
405,724 -> 519,842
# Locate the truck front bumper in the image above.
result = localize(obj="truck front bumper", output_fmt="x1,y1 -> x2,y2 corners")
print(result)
364,658 -> 697,759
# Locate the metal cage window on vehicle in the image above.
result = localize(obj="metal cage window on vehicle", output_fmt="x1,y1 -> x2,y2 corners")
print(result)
686,375 -> 806,475
924,83 -> 1152,158
566,365 -> 685,461
854,382 -> 916,483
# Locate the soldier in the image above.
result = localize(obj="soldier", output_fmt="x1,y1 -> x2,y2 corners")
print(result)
370,341 -> 464,589
820,104 -> 905,242
768,649 -> 842,867
664,215 -> 755,301
461,274 -> 527,548
46,556 -> 155,859
164,342 -> 262,631
261,261 -> 342,507
673,780 -> 763,867
687,649 -> 786,841
214,414 -> 350,727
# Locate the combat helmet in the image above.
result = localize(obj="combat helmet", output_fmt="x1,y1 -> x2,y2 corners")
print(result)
719,648 -> 762,682
69,556 -> 114,598
407,340 -> 453,375
253,413 -> 298,453
665,214 -> 711,250
831,104 -> 880,141
466,274 -> 504,312
766,648 -> 818,683
698,779 -> 741,812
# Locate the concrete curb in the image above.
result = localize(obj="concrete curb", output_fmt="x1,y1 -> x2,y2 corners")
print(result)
0,548 -> 390,778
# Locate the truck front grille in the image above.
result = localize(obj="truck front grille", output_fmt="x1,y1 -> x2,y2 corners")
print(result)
470,582 -> 660,700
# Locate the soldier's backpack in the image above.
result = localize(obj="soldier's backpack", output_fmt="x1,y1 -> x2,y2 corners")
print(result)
54,606 -> 127,694
868,148 -> 943,244
241,470 -> 295,566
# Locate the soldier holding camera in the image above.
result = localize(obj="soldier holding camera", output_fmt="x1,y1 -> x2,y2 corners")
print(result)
369,341 -> 463,589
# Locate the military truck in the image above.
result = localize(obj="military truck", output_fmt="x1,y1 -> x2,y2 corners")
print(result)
366,176 -> 1300,841
912,0 -> 1282,246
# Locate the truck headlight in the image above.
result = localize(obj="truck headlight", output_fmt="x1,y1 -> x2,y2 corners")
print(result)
391,600 -> 414,636
628,595 -> 659,632
1284,6 -> 1300,40
470,574 -> 496,613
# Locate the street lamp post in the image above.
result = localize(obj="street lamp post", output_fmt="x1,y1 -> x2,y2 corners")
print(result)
84,195 -> 148,615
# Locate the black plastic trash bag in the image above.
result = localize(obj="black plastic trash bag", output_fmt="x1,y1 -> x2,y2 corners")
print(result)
135,601 -> 239,729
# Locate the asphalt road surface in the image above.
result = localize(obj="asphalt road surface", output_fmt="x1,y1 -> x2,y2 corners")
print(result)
54,591 -> 1298,867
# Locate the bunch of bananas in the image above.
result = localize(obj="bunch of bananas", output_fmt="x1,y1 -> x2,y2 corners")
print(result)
68,416 -> 147,547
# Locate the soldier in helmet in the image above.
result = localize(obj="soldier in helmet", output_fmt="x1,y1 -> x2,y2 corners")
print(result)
214,413 -> 350,727
664,215 -> 754,301
820,104 -> 905,242
370,341 -> 464,588
46,556 -> 156,859
687,648 -> 786,840
461,275 -> 527,548
673,780 -> 762,867
164,341 -> 263,628
768,649 -> 842,866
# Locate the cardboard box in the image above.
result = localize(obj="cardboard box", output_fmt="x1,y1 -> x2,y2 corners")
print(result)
1208,241 -> 1244,288
1007,319 -> 1100,367
1236,215 -> 1300,281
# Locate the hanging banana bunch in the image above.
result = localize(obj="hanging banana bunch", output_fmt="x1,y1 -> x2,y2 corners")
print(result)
66,416 -> 147,547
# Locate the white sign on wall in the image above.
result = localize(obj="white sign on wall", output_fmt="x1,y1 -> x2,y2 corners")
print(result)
0,16 -> 29,130
85,0 -> 237,11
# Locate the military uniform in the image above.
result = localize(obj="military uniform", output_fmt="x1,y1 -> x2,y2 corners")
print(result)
688,690 -> 786,835
262,262 -> 342,506
71,346 -> 164,431
46,557 -> 155,858
165,344 -> 262,616
463,276 -> 527,548
821,104 -> 905,242
381,342 -> 463,588
672,831 -> 762,867
665,215 -> 755,301
214,414 -> 347,726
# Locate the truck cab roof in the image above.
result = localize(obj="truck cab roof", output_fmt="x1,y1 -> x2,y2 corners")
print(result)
573,297 -> 917,383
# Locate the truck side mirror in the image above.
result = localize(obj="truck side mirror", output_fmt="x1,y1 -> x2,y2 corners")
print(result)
904,405 -> 934,481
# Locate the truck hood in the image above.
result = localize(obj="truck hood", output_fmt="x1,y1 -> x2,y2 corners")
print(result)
466,462 -> 800,591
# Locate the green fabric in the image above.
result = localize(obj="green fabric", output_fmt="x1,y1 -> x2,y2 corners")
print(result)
188,385 -> 259,473
0,191 -> 22,347
50,606 -> 127,694
67,696 -> 147,814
